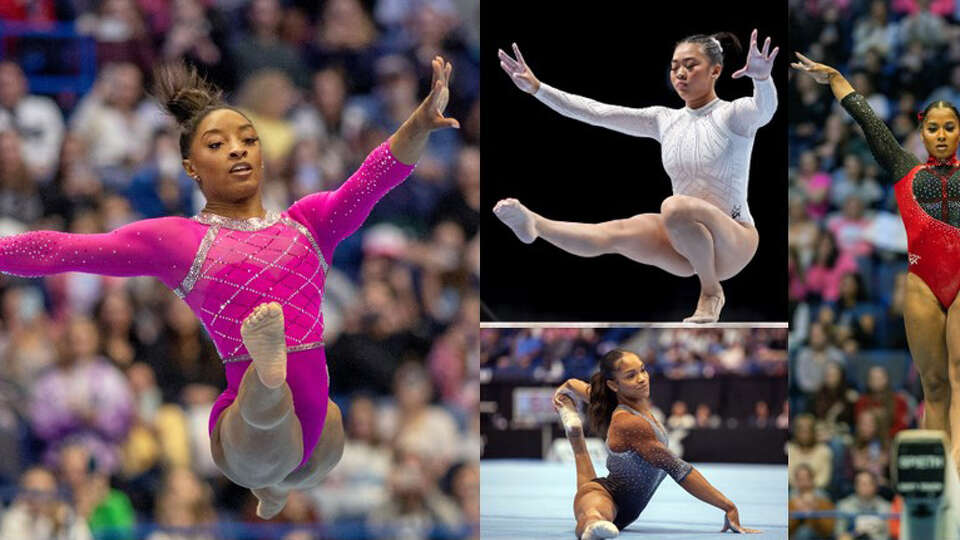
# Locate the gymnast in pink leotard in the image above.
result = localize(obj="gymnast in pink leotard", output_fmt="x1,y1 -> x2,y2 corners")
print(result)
0,58 -> 459,518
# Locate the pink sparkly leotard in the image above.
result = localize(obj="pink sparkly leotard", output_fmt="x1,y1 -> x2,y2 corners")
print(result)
0,142 -> 415,468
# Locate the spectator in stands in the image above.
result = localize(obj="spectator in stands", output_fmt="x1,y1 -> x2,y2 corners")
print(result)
76,0 -> 157,73
836,273 -> 879,350
829,154 -> 882,210
855,365 -> 910,439
381,362 -> 459,476
236,69 -> 299,175
900,0 -> 948,49
844,409 -> 890,488
309,0 -> 379,94
0,286 -> 57,389
39,132 -> 102,224
804,231 -> 858,304
366,448 -> 463,540
788,195 -> 819,263
834,470 -> 890,540
58,443 -> 136,539
148,467 -> 217,540
69,62 -> 158,184
666,401 -> 695,431
826,195 -> 873,259
160,0 -> 238,92
126,127 -> 197,219
851,0 -> 896,62
749,401 -> 772,429
814,114 -> 851,172
0,130 -> 43,224
0,61 -> 65,181
788,463 -> 835,540
293,66 -> 351,144
788,414 -> 833,490
0,466 -> 93,540
230,0 -> 311,89
795,322 -> 846,395
29,315 -> 135,475
812,361 -> 856,430
311,394 -> 390,520
451,462 -> 479,537
694,403 -> 721,429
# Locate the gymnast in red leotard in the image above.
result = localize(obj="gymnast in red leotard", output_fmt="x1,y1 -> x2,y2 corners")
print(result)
794,54 -> 960,461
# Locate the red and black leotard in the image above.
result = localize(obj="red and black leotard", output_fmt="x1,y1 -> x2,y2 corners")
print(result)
842,93 -> 960,308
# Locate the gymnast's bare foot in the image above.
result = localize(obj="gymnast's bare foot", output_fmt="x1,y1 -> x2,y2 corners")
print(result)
683,289 -> 725,324
581,519 -> 619,539
241,302 -> 287,389
494,198 -> 539,244
252,484 -> 289,519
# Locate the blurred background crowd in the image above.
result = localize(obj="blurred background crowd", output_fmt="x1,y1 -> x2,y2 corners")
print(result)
481,327 -> 789,444
785,0 -> 960,538
0,0 -> 479,538
481,327 -> 788,382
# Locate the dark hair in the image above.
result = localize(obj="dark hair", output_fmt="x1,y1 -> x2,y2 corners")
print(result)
919,100 -> 960,127
151,62 -> 248,158
677,32 -> 743,66
588,349 -> 632,439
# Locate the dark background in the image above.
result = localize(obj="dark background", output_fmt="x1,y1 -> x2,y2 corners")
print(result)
480,3 -> 789,322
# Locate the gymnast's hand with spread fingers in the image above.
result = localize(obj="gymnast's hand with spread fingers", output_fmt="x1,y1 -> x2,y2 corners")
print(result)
731,28 -> 779,81
390,55 -> 460,165
498,43 -> 541,94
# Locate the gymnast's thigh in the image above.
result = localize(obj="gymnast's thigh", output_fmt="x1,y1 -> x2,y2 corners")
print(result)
662,195 -> 759,280
607,214 -> 695,277
277,398 -> 345,491
573,480 -> 617,521
904,273 -> 948,382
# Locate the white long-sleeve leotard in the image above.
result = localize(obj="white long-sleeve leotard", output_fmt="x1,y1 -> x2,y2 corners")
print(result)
533,77 -> 777,225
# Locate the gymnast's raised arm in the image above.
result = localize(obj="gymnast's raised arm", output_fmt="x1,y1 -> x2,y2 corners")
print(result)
726,29 -> 779,137
287,56 -> 459,253
498,43 -> 663,139
0,217 -> 194,288
792,52 -> 919,180
609,412 -> 761,534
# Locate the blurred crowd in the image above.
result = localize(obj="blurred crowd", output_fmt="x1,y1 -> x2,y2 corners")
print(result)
785,0 -> 960,538
0,0 -> 479,538
480,327 -> 788,382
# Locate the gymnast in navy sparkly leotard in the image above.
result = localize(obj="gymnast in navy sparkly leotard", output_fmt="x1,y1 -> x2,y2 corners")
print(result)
553,349 -> 760,539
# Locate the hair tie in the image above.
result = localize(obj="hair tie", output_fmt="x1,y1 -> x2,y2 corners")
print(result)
709,37 -> 723,54
917,112 -> 925,122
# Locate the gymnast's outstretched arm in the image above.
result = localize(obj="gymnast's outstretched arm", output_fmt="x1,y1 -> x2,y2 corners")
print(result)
792,52 -> 919,181
610,412 -> 760,533
287,56 -> 458,253
726,29 -> 779,137
498,43 -> 664,139
0,217 -> 192,287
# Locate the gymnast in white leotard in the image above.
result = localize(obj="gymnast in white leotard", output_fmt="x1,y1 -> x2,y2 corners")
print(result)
495,30 -> 779,323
